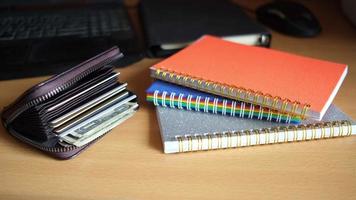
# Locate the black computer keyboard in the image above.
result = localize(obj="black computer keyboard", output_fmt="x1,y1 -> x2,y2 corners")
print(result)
0,9 -> 131,40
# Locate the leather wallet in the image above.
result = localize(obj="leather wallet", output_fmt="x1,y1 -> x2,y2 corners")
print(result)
1,47 -> 139,159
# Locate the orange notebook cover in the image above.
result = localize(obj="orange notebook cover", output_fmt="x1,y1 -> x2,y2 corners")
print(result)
150,35 -> 348,120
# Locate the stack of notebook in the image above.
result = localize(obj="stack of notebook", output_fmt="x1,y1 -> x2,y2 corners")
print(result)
146,35 -> 355,153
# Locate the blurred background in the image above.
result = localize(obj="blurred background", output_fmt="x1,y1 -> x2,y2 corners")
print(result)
0,0 -> 355,79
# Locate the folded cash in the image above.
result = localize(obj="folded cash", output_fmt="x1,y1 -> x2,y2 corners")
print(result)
59,101 -> 138,147
51,83 -> 128,129
53,90 -> 133,133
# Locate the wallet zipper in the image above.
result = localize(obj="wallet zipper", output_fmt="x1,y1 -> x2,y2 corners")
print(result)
4,47 -> 123,125
9,125 -> 110,157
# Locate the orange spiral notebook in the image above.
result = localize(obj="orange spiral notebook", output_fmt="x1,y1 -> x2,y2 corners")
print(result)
150,35 -> 348,120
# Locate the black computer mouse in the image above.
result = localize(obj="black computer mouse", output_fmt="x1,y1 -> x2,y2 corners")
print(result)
256,1 -> 321,37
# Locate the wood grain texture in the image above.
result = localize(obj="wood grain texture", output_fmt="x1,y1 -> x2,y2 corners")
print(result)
0,1 -> 355,199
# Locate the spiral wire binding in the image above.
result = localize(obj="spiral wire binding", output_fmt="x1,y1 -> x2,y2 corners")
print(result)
174,120 -> 352,153
151,89 -> 299,123
152,68 -> 311,119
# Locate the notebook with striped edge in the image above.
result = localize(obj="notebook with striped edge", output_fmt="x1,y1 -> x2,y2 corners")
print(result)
147,80 -> 301,124
150,35 -> 348,120
156,104 -> 355,153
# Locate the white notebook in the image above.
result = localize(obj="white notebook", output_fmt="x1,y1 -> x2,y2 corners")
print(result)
156,104 -> 355,153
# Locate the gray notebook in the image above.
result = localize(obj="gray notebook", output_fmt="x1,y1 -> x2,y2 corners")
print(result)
156,104 -> 355,153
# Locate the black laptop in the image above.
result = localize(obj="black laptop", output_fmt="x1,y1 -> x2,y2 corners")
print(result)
0,0 -> 144,80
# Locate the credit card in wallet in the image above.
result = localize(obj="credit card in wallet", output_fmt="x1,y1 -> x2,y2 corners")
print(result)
50,83 -> 128,128
59,101 -> 138,147
53,90 -> 132,133
46,73 -> 118,112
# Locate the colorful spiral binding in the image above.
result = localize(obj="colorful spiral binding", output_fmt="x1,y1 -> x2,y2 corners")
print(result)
147,89 -> 302,124
152,68 -> 311,119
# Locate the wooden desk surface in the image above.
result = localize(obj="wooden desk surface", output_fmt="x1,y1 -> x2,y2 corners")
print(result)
1,1 -> 355,199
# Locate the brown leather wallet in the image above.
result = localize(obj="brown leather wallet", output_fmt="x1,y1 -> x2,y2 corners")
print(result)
1,47 -> 138,159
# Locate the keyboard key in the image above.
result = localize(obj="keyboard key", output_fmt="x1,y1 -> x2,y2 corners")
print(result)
0,8 -> 131,40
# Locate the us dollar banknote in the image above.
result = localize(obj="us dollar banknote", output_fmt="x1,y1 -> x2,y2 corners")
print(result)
59,101 -> 138,147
